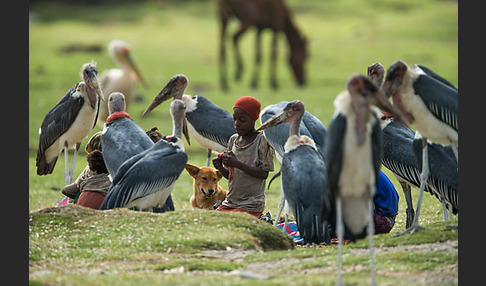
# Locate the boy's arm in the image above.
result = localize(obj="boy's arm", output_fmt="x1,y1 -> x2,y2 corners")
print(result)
223,151 -> 269,179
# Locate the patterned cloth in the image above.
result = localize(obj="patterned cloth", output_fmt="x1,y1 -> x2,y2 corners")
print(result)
276,221 -> 304,245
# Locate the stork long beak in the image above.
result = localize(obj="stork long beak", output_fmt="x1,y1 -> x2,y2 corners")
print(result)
122,52 -> 149,89
142,74 -> 188,116
370,89 -> 409,125
83,64 -> 104,108
256,108 -> 291,131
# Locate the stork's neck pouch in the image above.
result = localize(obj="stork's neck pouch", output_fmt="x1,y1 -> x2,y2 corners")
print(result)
106,111 -> 131,123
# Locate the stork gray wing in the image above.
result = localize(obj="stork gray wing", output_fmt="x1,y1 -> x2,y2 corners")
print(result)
100,140 -> 187,209
416,65 -> 457,91
324,113 -> 345,196
281,145 -> 329,243
185,96 -> 236,147
382,120 -> 424,189
413,74 -> 458,131
101,117 -> 154,176
36,85 -> 83,166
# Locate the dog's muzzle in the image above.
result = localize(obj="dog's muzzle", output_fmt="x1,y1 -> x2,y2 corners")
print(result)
201,188 -> 215,198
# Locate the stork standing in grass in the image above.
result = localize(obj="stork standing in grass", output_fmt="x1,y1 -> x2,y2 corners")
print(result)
143,74 -> 235,166
382,60 -> 458,235
36,62 -> 103,185
99,99 -> 188,211
368,62 -> 457,227
97,39 -> 148,125
257,100 -> 330,244
259,101 -> 327,226
325,74 -> 403,286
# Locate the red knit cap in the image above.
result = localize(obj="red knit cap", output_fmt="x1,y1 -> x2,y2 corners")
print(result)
233,96 -> 261,121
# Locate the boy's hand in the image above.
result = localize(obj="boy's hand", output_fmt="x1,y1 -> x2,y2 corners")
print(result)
212,155 -> 223,170
221,151 -> 238,168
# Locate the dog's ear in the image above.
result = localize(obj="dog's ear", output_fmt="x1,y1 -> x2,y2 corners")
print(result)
215,169 -> 223,180
185,163 -> 200,177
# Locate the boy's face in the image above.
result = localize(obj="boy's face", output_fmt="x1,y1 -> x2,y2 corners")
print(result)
233,107 -> 255,136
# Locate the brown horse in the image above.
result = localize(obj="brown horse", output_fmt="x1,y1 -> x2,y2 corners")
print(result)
217,0 -> 308,91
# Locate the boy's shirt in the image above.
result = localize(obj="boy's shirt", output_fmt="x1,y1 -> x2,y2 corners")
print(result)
223,132 -> 274,213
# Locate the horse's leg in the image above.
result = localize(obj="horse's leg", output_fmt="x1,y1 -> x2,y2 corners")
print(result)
233,23 -> 250,82
219,13 -> 229,91
250,28 -> 262,89
270,31 -> 279,90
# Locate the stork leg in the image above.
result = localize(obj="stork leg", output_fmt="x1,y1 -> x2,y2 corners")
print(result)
336,197 -> 343,286
274,181 -> 286,226
447,203 -> 453,221
274,177 -> 291,229
441,201 -> 451,221
284,199 -> 290,227
395,138 -> 428,236
68,142 -> 81,184
368,199 -> 376,286
206,149 -> 212,167
63,143 -> 71,185
398,180 -> 414,228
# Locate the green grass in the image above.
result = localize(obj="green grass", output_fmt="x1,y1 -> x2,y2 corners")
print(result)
29,0 -> 458,285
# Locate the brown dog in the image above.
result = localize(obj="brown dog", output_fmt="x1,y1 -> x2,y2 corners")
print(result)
185,163 -> 227,210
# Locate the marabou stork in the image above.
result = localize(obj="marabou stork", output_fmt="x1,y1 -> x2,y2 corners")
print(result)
99,99 -> 188,211
382,60 -> 458,235
368,61 -> 458,228
257,100 -> 330,244
97,39 -> 148,125
143,75 -> 235,166
36,62 -> 103,185
325,74 -> 402,285
259,101 -> 327,226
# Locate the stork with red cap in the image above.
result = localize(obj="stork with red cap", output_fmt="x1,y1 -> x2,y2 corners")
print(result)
99,97 -> 188,211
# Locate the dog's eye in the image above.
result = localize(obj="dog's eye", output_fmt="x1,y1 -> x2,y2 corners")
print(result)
202,177 -> 207,180
213,178 -> 217,181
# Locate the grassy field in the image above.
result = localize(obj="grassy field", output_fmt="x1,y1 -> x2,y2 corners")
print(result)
29,0 -> 458,285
